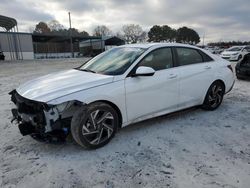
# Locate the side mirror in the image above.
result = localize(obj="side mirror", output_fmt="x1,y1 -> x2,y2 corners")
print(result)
134,66 -> 155,77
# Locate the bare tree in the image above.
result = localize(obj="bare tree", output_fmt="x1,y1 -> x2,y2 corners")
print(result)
48,20 -> 65,31
121,24 -> 146,43
93,25 -> 112,37
34,22 -> 51,33
115,31 -> 125,40
138,31 -> 148,43
33,20 -> 89,36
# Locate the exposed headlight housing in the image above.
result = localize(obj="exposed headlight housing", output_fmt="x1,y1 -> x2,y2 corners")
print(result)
55,101 -> 73,113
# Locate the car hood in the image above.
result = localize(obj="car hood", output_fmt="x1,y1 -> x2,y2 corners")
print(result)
16,69 -> 114,102
221,51 -> 240,55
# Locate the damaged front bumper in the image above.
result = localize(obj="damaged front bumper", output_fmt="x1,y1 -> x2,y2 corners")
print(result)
9,90 -> 81,142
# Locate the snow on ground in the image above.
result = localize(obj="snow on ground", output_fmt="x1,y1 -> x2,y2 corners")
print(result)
0,59 -> 250,188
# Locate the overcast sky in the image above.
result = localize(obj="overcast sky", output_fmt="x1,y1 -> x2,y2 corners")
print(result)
1,0 -> 250,43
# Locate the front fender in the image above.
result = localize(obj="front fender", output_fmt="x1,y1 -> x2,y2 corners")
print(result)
47,80 -> 127,124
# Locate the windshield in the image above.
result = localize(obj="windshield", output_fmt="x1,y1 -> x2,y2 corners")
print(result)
227,47 -> 243,52
79,47 -> 145,75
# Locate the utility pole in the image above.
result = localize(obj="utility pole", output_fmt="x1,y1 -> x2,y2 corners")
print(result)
68,12 -> 74,58
203,33 -> 205,47
101,34 -> 103,52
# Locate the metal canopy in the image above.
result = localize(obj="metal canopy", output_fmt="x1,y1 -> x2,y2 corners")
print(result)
0,15 -> 23,60
104,36 -> 125,46
0,15 -> 17,31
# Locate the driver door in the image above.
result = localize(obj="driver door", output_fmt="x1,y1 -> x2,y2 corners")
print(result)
125,47 -> 179,122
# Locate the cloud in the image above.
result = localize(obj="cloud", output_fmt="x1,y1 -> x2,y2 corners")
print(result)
0,0 -> 54,31
1,0 -> 250,42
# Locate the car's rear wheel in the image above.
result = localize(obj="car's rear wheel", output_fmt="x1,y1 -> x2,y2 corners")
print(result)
238,54 -> 242,61
202,81 -> 225,110
71,102 -> 119,149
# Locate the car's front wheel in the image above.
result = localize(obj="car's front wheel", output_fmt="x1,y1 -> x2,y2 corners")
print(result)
202,81 -> 225,110
71,102 -> 119,149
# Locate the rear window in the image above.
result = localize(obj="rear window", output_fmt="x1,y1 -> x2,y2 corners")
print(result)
176,47 -> 203,66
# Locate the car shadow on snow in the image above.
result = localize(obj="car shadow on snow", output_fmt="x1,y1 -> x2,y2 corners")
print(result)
22,106 -> 202,152
16,100 -> 236,157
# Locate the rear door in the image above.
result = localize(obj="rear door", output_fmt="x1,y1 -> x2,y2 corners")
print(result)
174,47 -> 215,108
125,47 -> 179,122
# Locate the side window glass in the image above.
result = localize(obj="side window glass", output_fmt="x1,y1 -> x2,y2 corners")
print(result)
199,50 -> 214,62
139,48 -> 173,71
244,47 -> 250,52
176,48 -> 203,66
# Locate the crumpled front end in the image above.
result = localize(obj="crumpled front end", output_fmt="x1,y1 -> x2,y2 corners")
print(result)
9,90 -> 82,142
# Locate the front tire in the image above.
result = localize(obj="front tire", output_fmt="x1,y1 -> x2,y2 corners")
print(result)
202,81 -> 225,111
71,102 -> 119,149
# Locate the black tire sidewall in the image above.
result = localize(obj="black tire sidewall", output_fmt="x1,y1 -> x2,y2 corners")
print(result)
202,81 -> 225,111
71,102 -> 119,149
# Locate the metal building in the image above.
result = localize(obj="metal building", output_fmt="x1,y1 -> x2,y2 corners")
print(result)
0,31 -> 34,60
0,15 -> 34,60
32,33 -> 100,59
0,14 -> 125,60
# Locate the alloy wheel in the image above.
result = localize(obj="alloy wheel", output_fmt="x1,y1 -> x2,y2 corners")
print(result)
208,84 -> 223,108
81,109 -> 115,145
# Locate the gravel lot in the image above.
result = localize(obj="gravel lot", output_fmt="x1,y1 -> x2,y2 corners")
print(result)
0,59 -> 250,188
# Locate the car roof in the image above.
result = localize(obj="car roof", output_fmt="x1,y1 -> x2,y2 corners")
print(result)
121,42 -> 199,49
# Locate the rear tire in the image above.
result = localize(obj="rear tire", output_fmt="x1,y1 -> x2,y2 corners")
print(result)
71,102 -> 119,149
202,81 -> 225,111
238,54 -> 242,61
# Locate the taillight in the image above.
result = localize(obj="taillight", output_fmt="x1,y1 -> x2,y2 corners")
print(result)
227,65 -> 233,72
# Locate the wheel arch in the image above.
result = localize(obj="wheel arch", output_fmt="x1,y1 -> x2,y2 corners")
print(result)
213,79 -> 226,92
202,79 -> 226,103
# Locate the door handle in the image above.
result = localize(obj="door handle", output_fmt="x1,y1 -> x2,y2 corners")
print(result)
204,66 -> 211,70
168,74 -> 177,79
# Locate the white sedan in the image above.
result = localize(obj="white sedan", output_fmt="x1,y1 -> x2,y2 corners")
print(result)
10,43 -> 235,149
220,46 -> 250,61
